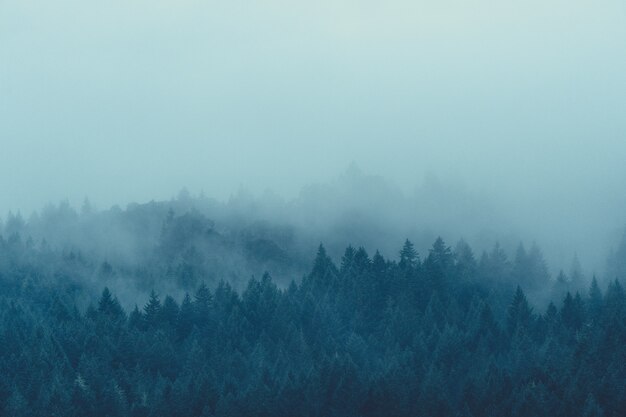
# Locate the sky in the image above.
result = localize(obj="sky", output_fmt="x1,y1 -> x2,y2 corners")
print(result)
1,0 -> 626,255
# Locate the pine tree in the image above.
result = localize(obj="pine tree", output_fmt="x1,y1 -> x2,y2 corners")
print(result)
507,286 -> 533,333
306,244 -> 337,292
561,292 -> 585,331
372,250 -> 387,275
527,243 -> 551,290
128,305 -> 143,330
424,237 -> 453,293
481,242 -> 511,283
144,290 -> 162,328
98,287 -> 124,320
340,245 -> 356,273
399,239 -> 419,270
194,282 -> 213,327
177,293 -> 195,340
588,276 -> 603,321
552,270 -> 570,301
161,295 -> 180,327
455,239 -> 477,281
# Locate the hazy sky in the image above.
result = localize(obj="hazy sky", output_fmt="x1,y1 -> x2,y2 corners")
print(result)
1,0 -> 626,219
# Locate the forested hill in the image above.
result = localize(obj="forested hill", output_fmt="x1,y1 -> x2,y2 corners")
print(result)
5,190 -> 626,310
1,237 -> 625,416
0,199 -> 311,305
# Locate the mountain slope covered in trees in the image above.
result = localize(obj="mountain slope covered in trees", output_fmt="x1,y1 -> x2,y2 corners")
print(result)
1,233 -> 625,416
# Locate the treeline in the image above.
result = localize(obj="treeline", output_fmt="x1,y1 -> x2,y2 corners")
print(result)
1,237 -> 625,416
0,202 -> 308,300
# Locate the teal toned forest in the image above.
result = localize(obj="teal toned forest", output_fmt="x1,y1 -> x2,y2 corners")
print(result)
1,201 -> 626,417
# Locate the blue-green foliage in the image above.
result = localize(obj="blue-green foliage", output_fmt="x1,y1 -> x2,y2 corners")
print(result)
0,234 -> 624,417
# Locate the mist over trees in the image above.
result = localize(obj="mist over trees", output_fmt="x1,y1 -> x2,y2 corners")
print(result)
2,174 -> 626,415
3,0 -> 625,414
1,169 -> 622,306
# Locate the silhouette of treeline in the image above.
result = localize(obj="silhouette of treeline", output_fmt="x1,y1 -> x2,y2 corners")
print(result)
1,236 -> 626,416
0,167 -> 548,297
5,193 -> 626,306
0,198 -> 311,299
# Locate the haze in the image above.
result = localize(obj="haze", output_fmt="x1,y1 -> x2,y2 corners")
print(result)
1,0 -> 626,272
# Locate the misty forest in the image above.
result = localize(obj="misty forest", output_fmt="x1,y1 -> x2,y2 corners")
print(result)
3,0 -> 626,416
1,192 -> 626,417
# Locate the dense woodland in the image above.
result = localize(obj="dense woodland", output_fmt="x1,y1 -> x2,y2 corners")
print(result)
2,203 -> 626,416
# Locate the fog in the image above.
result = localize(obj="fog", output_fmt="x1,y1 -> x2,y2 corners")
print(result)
1,1 -> 626,278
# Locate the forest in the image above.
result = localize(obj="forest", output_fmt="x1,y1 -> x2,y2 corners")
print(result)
4,0 -> 626,415
1,200 -> 626,417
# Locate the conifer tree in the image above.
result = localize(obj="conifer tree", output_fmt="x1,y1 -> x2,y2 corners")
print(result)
177,293 -> 195,340
507,286 -> 533,333
399,239 -> 418,270
97,287 -> 124,319
144,290 -> 162,328
194,282 -> 213,323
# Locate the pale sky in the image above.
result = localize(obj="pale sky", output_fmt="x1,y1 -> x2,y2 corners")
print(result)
1,0 -> 626,221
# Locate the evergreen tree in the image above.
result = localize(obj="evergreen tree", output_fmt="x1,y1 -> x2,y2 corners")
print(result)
480,242 -> 511,284
399,239 -> 419,270
128,305 -> 143,330
194,282 -> 213,326
527,243 -> 550,290
455,239 -> 477,281
588,276 -> 603,321
97,287 -> 124,320
177,293 -> 195,339
561,292 -> 585,331
144,290 -> 162,328
305,244 -> 337,293
424,237 -> 453,293
507,286 -> 533,333
340,245 -> 356,273
161,295 -> 180,327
